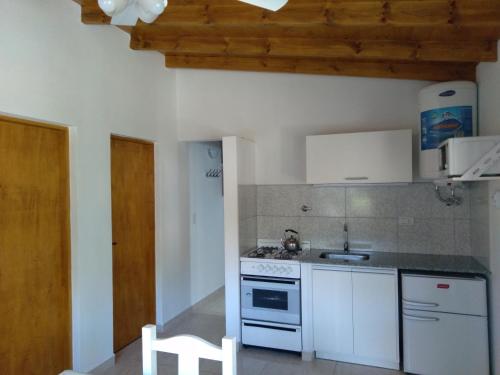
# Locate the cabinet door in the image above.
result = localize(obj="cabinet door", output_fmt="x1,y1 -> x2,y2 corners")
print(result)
312,269 -> 353,356
306,129 -> 412,184
403,311 -> 489,375
352,271 -> 399,364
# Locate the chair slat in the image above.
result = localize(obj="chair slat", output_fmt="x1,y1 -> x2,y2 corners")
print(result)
142,325 -> 237,375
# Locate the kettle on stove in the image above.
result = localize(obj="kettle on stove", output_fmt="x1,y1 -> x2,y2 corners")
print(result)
281,229 -> 301,251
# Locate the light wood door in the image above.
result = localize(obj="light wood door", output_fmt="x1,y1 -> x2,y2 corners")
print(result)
312,269 -> 353,357
0,116 -> 71,374
111,135 -> 155,352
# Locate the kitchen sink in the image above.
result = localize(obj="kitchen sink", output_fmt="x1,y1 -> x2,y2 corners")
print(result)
319,251 -> 370,261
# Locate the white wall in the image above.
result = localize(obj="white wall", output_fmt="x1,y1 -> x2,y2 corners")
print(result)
477,44 -> 500,371
3,0 -> 495,367
488,180 -> 500,370
188,142 -> 225,305
0,0 -> 190,371
223,137 -> 256,342
177,69 -> 430,184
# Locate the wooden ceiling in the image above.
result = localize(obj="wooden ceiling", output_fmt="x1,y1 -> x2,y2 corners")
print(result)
77,0 -> 500,81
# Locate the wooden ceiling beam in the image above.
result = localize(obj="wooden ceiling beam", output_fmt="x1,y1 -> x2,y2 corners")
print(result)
155,1 -> 500,27
80,0 -> 500,41
81,0 -> 500,30
165,55 -> 477,81
80,0 -> 110,24
76,0 -> 495,81
132,23 -> 500,42
131,35 -> 496,63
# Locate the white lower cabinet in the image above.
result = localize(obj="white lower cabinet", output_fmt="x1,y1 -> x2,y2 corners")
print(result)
352,271 -> 399,368
312,267 -> 399,370
312,269 -> 353,356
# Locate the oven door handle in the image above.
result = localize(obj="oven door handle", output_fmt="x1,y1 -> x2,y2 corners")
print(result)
243,322 -> 300,333
241,276 -> 299,285
241,278 -> 300,291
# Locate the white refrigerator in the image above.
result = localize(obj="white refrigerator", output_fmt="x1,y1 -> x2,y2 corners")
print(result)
402,273 -> 490,375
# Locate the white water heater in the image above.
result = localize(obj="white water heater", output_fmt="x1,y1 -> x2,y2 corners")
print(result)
419,81 -> 477,178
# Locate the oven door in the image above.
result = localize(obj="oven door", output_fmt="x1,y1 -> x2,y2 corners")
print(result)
241,276 -> 300,325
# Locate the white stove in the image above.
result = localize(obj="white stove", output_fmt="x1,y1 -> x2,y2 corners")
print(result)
240,240 -> 309,278
239,240 -> 308,352
240,258 -> 301,279
244,246 -> 303,260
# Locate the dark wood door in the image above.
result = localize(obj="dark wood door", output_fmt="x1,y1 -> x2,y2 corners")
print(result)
111,135 -> 155,352
0,115 -> 71,374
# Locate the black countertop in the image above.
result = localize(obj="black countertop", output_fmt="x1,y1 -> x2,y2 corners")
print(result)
301,249 -> 490,276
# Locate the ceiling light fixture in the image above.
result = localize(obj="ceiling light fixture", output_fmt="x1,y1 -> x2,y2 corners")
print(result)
238,0 -> 288,11
98,0 -> 129,15
98,0 -> 167,25
98,0 -> 286,25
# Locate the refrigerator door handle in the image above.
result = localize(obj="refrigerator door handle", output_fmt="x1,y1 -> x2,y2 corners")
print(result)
403,313 -> 440,322
402,298 -> 439,308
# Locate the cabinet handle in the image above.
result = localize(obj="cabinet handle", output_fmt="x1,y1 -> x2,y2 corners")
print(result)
344,177 -> 369,181
402,298 -> 439,308
403,313 -> 440,322
352,268 -> 395,275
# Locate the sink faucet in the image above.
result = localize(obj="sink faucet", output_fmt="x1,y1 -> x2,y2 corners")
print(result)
343,223 -> 349,253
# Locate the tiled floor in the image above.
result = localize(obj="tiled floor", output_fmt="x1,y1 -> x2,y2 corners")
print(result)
94,288 -> 403,375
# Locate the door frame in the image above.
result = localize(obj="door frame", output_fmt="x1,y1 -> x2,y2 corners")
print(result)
0,113 -> 72,369
110,133 -> 159,349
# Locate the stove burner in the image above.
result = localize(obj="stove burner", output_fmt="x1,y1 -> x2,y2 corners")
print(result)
246,247 -> 302,260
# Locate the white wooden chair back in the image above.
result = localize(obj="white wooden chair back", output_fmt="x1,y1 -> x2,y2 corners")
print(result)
142,325 -> 237,375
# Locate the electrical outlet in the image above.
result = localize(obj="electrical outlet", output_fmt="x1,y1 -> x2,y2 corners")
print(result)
399,217 -> 414,225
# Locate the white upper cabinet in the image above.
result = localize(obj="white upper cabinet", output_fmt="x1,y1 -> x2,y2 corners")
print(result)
306,129 -> 413,184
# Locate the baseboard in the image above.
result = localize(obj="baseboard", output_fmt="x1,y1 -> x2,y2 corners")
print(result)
315,351 -> 400,370
159,286 -> 225,331
90,355 -> 115,373
190,285 -> 225,307
190,286 -> 225,311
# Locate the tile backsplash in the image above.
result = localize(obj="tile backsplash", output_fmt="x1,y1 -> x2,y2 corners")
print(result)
470,182 -> 490,268
239,184 -> 257,255
257,183 -> 472,255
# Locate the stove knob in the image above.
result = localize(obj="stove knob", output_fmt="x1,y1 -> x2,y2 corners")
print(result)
257,264 -> 264,272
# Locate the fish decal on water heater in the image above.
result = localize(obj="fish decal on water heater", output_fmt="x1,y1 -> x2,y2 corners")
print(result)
420,105 -> 473,150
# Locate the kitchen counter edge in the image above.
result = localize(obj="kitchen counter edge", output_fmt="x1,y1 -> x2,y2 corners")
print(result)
300,250 -> 490,276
